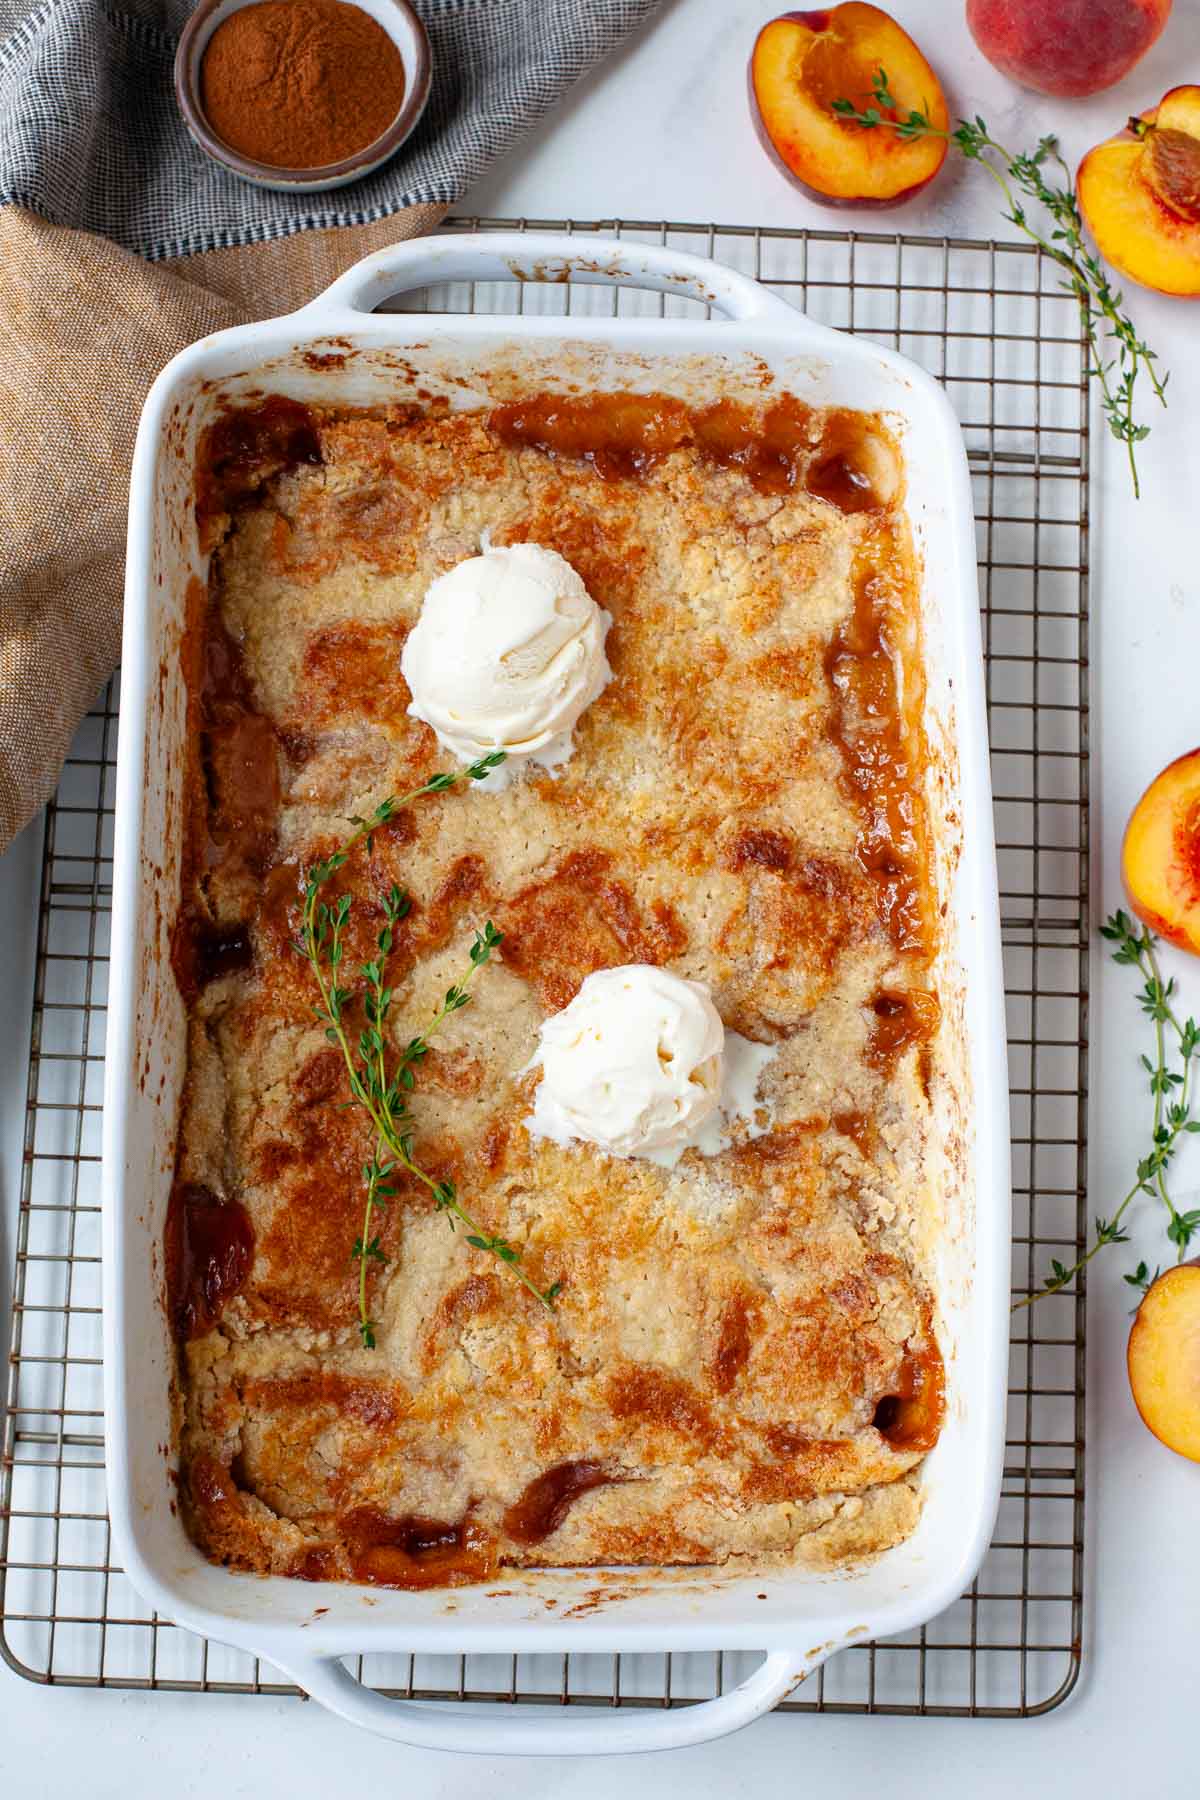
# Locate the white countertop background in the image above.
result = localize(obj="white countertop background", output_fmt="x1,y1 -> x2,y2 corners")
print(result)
2,0 -> 1198,1789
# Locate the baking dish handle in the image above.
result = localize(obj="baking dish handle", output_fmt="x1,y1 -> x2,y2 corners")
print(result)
272,1645 -> 822,1755
297,231 -> 799,325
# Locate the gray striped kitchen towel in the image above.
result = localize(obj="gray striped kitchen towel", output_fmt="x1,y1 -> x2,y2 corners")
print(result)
0,0 -> 663,258
0,0 -> 664,850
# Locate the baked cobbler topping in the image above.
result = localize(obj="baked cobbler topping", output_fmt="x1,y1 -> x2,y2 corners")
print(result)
527,963 -> 775,1168
170,386 -> 948,1590
400,540 -> 611,784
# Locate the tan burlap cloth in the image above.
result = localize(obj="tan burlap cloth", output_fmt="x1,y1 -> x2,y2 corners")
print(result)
0,201 -> 444,849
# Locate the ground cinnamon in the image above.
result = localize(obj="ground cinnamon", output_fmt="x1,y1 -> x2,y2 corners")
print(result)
200,0 -> 407,170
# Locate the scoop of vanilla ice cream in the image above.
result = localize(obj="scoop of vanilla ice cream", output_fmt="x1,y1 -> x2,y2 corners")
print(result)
527,965 -> 725,1167
401,542 -> 611,783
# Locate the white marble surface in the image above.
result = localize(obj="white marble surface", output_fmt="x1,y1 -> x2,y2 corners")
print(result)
3,0 -> 1199,1790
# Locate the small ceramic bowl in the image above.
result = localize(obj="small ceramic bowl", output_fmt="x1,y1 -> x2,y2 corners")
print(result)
174,0 -> 432,194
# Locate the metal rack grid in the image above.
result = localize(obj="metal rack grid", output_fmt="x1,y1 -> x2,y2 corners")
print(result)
0,217 -> 1089,1718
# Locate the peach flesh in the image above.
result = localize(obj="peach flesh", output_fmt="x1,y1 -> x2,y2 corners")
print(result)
1128,1263 -> 1200,1463
1122,749 -> 1200,954
1078,87 -> 1200,298
749,4 -> 948,208
967,0 -> 1171,99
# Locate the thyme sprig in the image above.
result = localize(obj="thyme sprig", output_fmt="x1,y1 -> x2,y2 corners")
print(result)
831,72 -> 1169,498
298,750 -> 560,1346
1015,910 -> 1200,1310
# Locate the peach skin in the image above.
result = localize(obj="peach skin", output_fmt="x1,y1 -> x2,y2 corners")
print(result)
1128,1263 -> 1200,1462
749,4 -> 948,207
967,0 -> 1171,99
1123,749 -> 1200,952
1078,87 -> 1200,297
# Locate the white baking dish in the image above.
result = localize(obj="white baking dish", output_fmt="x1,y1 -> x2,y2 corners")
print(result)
103,233 -> 1010,1755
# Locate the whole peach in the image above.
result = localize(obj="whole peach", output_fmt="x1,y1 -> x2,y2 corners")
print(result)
967,0 -> 1171,98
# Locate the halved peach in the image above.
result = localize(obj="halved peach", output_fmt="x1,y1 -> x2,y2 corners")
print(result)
1128,1262 -> 1200,1462
1078,86 -> 1200,297
1122,748 -> 1200,954
749,4 -> 949,208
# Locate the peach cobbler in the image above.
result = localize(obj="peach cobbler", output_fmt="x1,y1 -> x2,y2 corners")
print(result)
168,387 -> 946,1589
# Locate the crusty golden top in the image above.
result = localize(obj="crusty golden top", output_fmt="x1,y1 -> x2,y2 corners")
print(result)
171,391 -> 944,1587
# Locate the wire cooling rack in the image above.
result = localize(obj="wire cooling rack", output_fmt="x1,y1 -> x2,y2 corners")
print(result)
0,217 -> 1088,1717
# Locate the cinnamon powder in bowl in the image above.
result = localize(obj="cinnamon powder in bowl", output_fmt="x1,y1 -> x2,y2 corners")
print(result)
175,0 -> 432,193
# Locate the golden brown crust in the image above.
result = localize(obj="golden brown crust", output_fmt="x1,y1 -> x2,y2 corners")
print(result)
172,392 -> 944,1587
